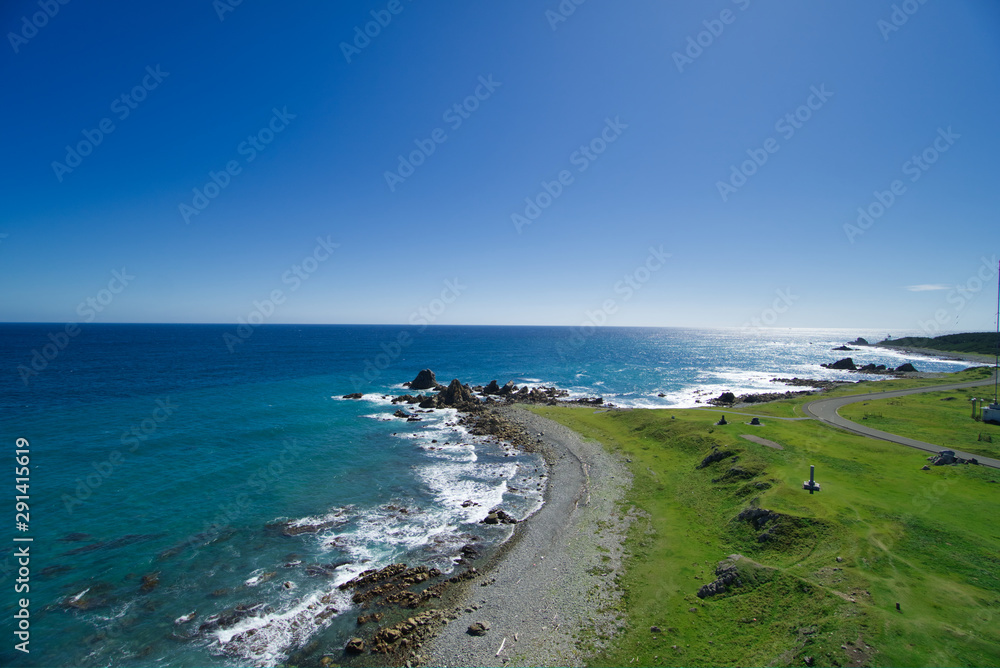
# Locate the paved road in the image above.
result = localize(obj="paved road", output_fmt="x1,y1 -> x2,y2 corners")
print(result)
802,374 -> 1000,469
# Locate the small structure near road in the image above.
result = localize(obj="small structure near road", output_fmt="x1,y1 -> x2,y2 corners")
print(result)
803,465 -> 821,494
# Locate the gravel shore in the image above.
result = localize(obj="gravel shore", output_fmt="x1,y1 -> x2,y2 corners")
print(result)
424,406 -> 634,667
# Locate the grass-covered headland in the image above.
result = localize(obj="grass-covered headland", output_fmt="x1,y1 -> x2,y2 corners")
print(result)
530,370 -> 1000,667
878,332 -> 1000,357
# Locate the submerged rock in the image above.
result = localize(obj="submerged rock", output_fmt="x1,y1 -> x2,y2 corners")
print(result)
822,358 -> 857,370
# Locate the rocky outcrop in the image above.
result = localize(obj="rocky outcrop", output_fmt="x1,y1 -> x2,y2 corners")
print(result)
771,377 -> 846,390
851,338 -> 869,346
697,554 -> 775,599
467,621 -> 491,636
856,363 -> 887,373
480,508 -> 518,525
443,378 -> 476,406
345,637 -> 365,653
713,392 -> 736,405
896,362 -> 918,373
342,392 -> 364,399
736,507 -> 780,530
697,447 -> 735,469
928,450 -> 978,466
405,369 -> 443,391
697,555 -> 744,598
832,345 -> 855,351
822,358 -> 857,370
482,380 -> 501,395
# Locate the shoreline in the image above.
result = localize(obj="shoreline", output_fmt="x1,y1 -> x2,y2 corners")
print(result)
422,405 -> 633,667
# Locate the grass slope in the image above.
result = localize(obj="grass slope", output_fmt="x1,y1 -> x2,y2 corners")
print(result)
531,392 -> 1000,667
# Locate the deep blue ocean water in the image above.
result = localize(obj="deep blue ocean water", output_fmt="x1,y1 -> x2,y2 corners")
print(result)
0,324 -> 972,667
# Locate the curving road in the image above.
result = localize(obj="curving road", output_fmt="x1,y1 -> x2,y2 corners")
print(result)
802,374 -> 1000,469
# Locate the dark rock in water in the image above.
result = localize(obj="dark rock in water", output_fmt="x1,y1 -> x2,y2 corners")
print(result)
896,362 -> 918,373
822,357 -> 857,370
481,508 -> 518,525
140,572 -> 160,592
442,378 -> 476,406
40,564 -> 74,578
270,517 -> 344,537
405,369 -> 442,390
345,637 -> 366,653
697,447 -> 735,469
59,532 -> 93,542
713,392 -> 736,405
832,345 -> 855,351
467,621 -> 491,636
497,381 -> 515,396
851,337 -> 869,346
342,392 -> 363,399
393,409 -> 412,419
483,380 -> 501,395
357,612 -> 384,625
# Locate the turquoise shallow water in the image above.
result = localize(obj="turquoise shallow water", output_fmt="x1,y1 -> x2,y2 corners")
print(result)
0,324 -> 971,666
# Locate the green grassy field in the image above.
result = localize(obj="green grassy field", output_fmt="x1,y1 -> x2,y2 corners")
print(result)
838,385 -> 1000,460
715,366 -> 997,419
530,375 -> 1000,667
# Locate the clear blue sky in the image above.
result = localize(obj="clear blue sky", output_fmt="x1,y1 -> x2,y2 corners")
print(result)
2,0 -> 999,332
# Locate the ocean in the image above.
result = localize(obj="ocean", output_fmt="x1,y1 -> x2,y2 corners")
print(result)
0,324 -> 972,667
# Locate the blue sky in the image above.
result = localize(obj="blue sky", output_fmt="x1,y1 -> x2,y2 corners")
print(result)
2,0 -> 999,332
